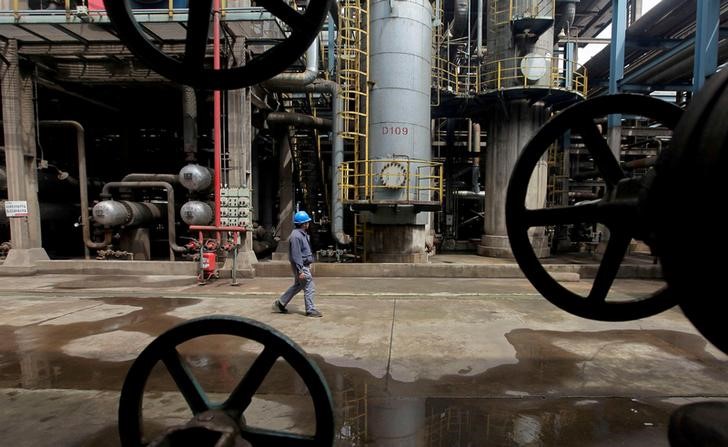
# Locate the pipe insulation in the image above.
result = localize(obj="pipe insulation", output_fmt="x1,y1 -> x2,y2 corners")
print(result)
100,181 -> 186,259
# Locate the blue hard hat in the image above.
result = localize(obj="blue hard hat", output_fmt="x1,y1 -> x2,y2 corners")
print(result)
294,211 -> 312,224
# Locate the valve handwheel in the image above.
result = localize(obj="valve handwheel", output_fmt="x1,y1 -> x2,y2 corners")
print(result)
118,316 -> 334,446
103,0 -> 332,90
653,69 -> 728,354
506,94 -> 683,321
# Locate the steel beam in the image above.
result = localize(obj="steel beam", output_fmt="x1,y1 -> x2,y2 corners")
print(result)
608,0 -> 628,157
609,0 -> 628,96
693,0 -> 719,92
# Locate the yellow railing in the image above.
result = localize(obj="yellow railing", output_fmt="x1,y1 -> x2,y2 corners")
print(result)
490,0 -> 554,26
339,158 -> 443,205
480,56 -> 588,96
432,56 -> 483,97
433,56 -> 587,97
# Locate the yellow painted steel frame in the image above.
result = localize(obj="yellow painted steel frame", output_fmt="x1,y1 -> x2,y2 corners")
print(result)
339,158 -> 443,205
337,0 -> 370,199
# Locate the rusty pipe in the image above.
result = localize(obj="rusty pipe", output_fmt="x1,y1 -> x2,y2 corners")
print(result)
101,181 -> 186,259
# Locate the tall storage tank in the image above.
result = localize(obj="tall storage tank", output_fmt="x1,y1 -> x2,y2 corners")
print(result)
361,0 -> 436,263
368,0 -> 433,203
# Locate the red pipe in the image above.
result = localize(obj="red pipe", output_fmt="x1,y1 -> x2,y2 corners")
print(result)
213,0 -> 222,226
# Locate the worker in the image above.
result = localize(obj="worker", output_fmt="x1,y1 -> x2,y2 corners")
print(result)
272,211 -> 322,317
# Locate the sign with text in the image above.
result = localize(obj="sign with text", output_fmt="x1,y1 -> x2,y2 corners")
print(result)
4,201 -> 28,217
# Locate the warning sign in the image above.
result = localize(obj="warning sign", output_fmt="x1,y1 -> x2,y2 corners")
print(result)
4,201 -> 29,217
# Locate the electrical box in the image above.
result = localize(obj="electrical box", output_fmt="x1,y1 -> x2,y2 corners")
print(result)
220,187 -> 252,227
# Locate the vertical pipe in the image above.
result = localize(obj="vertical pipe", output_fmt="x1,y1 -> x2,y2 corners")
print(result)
477,0 -> 483,58
213,0 -> 222,226
328,13 -> 336,78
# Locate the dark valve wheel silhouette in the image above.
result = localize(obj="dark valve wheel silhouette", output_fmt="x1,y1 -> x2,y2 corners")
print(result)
653,69 -> 728,355
118,316 -> 334,447
506,94 -> 683,321
104,0 -> 332,90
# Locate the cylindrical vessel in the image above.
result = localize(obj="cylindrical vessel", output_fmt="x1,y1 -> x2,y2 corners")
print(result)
180,201 -> 213,226
92,200 -> 165,227
178,164 -> 212,192
368,0 -> 433,203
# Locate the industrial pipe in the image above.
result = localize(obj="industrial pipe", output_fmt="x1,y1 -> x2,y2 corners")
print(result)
213,0 -> 222,227
100,181 -> 186,259
266,112 -> 333,130
477,0 -> 483,57
270,79 -> 351,245
182,86 -> 198,163
121,173 -> 179,184
261,37 -> 320,89
93,200 -> 166,227
37,120 -> 103,258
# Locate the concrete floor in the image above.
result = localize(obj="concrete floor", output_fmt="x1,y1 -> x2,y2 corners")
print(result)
0,274 -> 726,446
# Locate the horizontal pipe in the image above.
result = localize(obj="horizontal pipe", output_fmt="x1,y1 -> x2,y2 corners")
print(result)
189,225 -> 247,232
121,173 -> 179,184
266,112 -> 332,129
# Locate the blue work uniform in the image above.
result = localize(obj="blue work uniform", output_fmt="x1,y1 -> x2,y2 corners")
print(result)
278,228 -> 317,312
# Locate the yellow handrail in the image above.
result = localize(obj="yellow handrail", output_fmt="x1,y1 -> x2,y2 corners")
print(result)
339,159 -> 443,205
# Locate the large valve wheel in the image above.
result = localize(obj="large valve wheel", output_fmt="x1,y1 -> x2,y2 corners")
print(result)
506,94 -> 683,321
654,69 -> 728,354
103,0 -> 331,90
118,316 -> 334,446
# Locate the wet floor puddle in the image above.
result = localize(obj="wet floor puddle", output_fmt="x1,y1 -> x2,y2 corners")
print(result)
0,296 -> 726,446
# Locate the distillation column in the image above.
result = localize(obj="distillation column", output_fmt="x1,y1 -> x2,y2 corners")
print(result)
478,0 -> 552,258
364,0 -> 434,263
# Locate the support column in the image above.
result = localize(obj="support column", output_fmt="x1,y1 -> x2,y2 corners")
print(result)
693,0 -> 719,92
478,99 -> 549,258
607,0 -> 627,156
272,132 -> 294,261
226,87 -> 257,273
1,40 -> 49,272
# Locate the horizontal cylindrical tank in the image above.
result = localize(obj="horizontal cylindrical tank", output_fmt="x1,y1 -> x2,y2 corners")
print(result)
92,200 -> 165,227
178,164 -> 212,192
180,201 -> 213,226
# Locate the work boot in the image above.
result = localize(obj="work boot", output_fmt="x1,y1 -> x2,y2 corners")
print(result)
271,300 -> 288,314
306,309 -> 323,318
